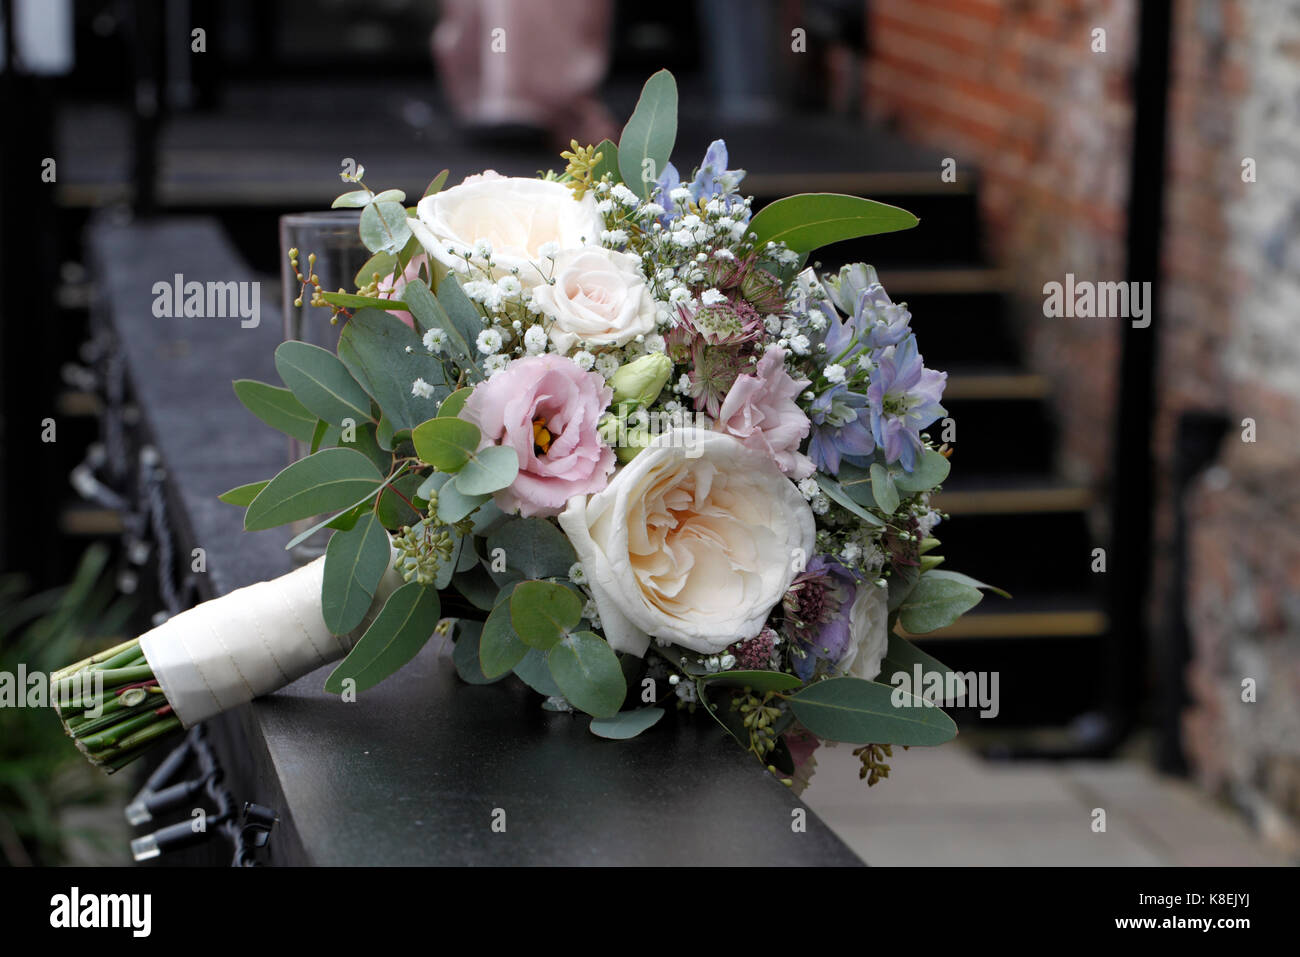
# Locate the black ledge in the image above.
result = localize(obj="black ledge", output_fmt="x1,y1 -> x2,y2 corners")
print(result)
87,215 -> 864,866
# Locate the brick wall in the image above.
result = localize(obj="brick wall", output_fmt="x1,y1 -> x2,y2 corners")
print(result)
861,0 -> 1300,852
862,0 -> 1137,484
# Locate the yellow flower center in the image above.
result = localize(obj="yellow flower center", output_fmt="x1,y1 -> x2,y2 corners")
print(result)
532,417 -> 553,455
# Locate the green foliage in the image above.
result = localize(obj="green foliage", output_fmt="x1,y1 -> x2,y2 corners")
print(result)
479,587 -> 529,678
509,580 -> 583,649
244,447 -> 385,532
618,69 -> 678,199
359,199 -> 412,254
324,582 -> 440,693
232,379 -> 318,442
547,631 -> 626,718
274,341 -> 373,426
897,575 -> 984,634
485,518 -> 575,580
747,193 -> 919,256
337,307 -> 447,432
321,512 -> 391,635
590,707 -> 664,740
788,676 -> 957,746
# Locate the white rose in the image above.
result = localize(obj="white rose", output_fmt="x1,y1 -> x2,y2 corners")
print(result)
558,429 -> 815,656
836,582 -> 889,681
532,247 -> 658,354
410,172 -> 604,288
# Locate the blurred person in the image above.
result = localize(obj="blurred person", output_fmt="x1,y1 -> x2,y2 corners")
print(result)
433,0 -> 617,148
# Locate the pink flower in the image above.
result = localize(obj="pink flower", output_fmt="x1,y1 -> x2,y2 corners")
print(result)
376,254 -> 427,329
714,346 -> 815,480
462,354 -> 616,517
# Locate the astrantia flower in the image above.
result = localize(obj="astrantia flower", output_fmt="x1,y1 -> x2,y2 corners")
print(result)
782,557 -> 858,681
867,335 -> 947,472
714,346 -> 814,479
730,628 -> 777,670
684,340 -> 746,417
806,384 -> 875,475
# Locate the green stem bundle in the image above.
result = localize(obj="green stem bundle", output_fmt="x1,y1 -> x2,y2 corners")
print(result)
53,638 -> 183,773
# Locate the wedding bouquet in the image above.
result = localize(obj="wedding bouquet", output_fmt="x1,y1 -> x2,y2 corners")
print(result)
56,71 -> 1002,785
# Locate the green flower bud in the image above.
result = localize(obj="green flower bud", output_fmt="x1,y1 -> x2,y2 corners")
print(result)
609,353 -> 673,409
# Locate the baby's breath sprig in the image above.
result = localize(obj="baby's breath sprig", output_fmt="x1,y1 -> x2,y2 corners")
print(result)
560,140 -> 605,199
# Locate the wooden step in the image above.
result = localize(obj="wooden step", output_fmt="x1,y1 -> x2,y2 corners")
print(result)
902,608 -> 1108,641
932,483 -> 1092,515
943,371 -> 1050,401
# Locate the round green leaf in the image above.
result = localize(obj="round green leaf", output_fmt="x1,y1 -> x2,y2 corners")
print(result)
510,580 -> 583,649
454,445 -> 520,496
590,707 -> 665,740
480,590 -> 528,678
452,619 -> 502,685
513,647 -> 563,697
359,199 -> 412,254
411,416 -> 480,471
788,676 -> 957,746
546,630 -> 626,718
898,575 -> 984,634
485,518 -> 576,580
870,463 -> 901,514
337,307 -> 447,432
892,448 -> 951,493
438,388 -> 473,419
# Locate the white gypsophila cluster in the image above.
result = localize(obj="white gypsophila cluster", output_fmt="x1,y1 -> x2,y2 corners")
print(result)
824,363 -> 847,385
422,328 -> 448,354
483,354 -> 509,377
476,328 -> 504,355
810,493 -> 830,515
523,325 -> 548,354
797,476 -> 821,500
410,377 -> 437,399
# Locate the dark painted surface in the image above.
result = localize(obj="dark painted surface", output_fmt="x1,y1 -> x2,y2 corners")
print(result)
91,216 -> 864,865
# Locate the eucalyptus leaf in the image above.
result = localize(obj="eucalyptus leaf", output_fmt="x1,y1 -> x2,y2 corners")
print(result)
354,250 -> 399,288
815,474 -> 885,526
618,69 -> 678,199
699,670 -> 803,693
924,569 -> 1011,599
891,447 -> 951,493
590,707 -> 664,740
788,676 -> 957,746
513,646 -> 563,697
435,480 -> 491,523
337,307 -> 447,431
423,169 -> 450,197
434,275 -> 488,378
747,193 -> 919,255
486,517 -> 575,580
324,583 -> 440,693
547,630 -> 626,718
509,580 -> 583,649
870,463 -> 900,515
244,448 -> 384,532
590,138 -> 620,185
452,619 -> 501,685
273,342 -> 373,427
438,387 -> 473,418
331,189 -> 371,209
232,379 -> 318,443
218,480 -> 268,507
321,512 -> 391,635
480,589 -> 529,679
454,445 -> 519,496
411,416 -> 480,471
359,199 -> 412,254
897,575 -> 984,634
880,630 -> 967,701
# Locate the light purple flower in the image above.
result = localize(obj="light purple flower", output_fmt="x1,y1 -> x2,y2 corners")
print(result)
867,335 -> 947,472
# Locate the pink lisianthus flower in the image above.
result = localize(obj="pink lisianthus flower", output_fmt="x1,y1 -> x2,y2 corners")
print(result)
714,346 -> 815,480
375,254 -> 427,329
461,354 -> 616,517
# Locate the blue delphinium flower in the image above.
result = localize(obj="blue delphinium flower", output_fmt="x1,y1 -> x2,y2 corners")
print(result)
654,139 -> 747,223
783,557 -> 860,681
867,335 -> 947,472
807,384 -> 874,475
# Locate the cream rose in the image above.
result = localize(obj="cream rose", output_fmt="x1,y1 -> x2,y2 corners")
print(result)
533,247 -> 658,354
409,172 -> 604,287
558,429 -> 816,656
836,582 -> 889,681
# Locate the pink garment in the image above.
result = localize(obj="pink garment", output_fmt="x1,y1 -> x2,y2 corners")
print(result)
433,0 -> 616,145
